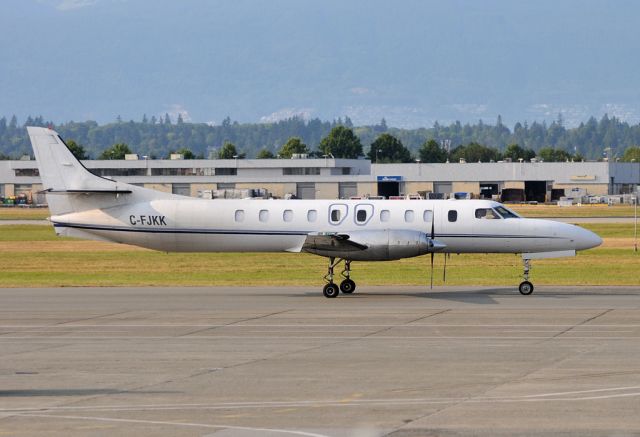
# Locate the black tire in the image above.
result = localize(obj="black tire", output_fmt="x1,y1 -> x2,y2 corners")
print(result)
519,281 -> 534,295
323,283 -> 339,298
340,279 -> 356,294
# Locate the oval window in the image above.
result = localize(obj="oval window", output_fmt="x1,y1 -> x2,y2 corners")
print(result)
448,210 -> 458,222
404,210 -> 415,222
380,210 -> 390,222
356,209 -> 367,222
307,209 -> 317,222
259,209 -> 269,222
423,210 -> 433,223
234,210 -> 245,222
331,209 -> 341,222
283,210 -> 293,222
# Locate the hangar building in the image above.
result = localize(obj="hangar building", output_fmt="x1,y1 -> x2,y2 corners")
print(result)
1,156 -> 638,203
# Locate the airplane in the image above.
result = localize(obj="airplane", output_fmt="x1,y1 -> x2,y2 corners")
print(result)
27,126 -> 603,298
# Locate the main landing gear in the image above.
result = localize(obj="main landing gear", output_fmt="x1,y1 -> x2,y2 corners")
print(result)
322,257 -> 356,298
519,258 -> 534,295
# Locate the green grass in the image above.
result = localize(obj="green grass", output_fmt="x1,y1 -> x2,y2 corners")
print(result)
0,224 -> 637,287
511,204 -> 637,218
0,207 -> 50,220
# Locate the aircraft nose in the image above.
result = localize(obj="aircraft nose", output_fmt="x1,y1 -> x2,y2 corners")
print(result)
574,226 -> 603,251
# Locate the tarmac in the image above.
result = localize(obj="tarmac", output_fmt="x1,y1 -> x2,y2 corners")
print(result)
1,285 -> 640,436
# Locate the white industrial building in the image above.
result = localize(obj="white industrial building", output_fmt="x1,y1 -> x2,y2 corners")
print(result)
1,156 -> 638,203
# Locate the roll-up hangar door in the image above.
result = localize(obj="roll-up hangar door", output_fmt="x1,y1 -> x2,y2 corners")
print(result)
296,183 -> 316,199
338,182 -> 357,199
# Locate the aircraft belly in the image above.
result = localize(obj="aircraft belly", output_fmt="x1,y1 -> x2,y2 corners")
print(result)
171,234 -> 306,253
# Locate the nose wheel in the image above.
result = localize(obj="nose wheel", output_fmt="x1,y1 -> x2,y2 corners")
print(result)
519,258 -> 534,295
322,258 -> 356,298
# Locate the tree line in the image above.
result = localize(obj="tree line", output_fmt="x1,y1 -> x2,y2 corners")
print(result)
1,113 -> 640,162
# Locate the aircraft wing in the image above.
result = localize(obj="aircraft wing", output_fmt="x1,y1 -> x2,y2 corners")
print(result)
302,232 -> 368,253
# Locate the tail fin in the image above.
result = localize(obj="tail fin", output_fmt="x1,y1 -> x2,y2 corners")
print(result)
27,126 -> 137,216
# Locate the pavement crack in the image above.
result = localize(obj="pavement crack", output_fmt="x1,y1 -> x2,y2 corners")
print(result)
550,309 -> 613,339
177,309 -> 294,337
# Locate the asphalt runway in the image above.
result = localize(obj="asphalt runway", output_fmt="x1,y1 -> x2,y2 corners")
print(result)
1,285 -> 640,436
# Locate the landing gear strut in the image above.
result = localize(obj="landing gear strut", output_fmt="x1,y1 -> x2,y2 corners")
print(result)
339,260 -> 356,294
322,258 -> 356,298
519,258 -> 534,295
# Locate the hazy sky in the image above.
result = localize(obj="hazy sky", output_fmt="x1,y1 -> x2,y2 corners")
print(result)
2,0 -> 640,127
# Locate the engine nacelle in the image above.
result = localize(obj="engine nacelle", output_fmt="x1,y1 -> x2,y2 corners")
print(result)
304,229 -> 442,261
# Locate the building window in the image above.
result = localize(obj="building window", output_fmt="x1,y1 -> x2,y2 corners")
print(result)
259,209 -> 269,222
217,183 -> 236,189
448,210 -> 458,222
91,168 -> 147,177
14,168 -> 39,176
283,167 -> 321,175
234,210 -> 245,222
404,210 -> 415,222
380,209 -> 390,222
283,210 -> 293,222
307,210 -> 317,222
215,168 -> 237,176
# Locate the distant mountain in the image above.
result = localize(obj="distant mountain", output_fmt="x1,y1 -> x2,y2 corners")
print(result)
2,0 -> 640,127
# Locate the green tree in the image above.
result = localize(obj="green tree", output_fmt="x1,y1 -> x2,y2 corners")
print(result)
318,126 -> 363,158
99,143 -> 132,160
418,139 -> 448,163
367,133 -> 412,163
622,146 -> 640,162
173,147 -> 195,159
278,137 -> 309,158
452,142 -> 500,162
65,139 -> 88,160
538,147 -> 572,162
503,143 -> 535,161
218,142 -> 244,159
256,148 -> 275,159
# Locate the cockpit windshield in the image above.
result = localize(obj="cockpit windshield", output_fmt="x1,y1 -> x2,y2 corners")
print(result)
494,205 -> 520,219
475,208 -> 501,219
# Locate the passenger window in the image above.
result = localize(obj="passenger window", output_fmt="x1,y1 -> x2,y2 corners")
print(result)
448,210 -> 457,222
380,210 -> 390,222
475,208 -> 500,219
355,204 -> 373,225
283,210 -> 293,222
234,210 -> 245,222
328,204 -> 348,225
307,209 -> 317,222
259,209 -> 269,222
422,210 -> 433,223
404,210 -> 414,222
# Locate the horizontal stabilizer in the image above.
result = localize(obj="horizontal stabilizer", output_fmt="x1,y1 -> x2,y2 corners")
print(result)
40,189 -> 133,195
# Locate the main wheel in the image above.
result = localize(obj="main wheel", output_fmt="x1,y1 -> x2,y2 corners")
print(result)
323,283 -> 340,298
519,281 -> 534,295
339,279 -> 356,294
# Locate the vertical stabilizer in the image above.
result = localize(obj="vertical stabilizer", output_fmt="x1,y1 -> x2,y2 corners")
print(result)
26,126 -> 138,216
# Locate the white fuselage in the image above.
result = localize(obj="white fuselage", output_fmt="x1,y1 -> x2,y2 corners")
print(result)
51,197 -> 602,258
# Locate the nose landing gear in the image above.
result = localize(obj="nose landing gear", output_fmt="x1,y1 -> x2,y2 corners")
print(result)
322,257 -> 356,298
519,258 -> 534,295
